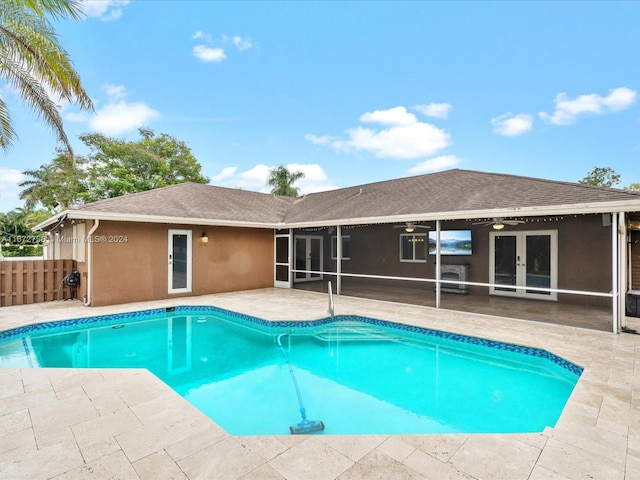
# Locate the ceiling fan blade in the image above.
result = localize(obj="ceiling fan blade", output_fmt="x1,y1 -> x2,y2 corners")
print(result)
503,220 -> 525,225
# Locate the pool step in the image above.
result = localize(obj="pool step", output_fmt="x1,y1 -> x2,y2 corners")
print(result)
313,327 -> 402,343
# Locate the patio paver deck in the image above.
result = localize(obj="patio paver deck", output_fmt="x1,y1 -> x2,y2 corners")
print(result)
1,288 -> 639,479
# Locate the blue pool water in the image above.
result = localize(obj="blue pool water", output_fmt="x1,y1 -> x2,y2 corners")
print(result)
0,307 -> 582,435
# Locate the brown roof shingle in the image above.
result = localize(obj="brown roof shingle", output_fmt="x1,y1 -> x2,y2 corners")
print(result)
284,169 -> 640,224
68,169 -> 640,227
73,182 -> 294,224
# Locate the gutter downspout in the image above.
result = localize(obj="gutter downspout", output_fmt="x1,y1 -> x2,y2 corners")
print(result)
83,220 -> 99,306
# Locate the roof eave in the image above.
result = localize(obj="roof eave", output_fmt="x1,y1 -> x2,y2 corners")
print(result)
32,198 -> 640,232
33,210 -> 281,230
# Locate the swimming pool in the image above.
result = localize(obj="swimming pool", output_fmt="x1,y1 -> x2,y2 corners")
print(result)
0,306 -> 582,435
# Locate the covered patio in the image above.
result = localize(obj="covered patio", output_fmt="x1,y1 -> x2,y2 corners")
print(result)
294,277 -> 614,332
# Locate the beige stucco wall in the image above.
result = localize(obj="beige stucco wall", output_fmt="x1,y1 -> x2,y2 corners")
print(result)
88,221 -> 274,306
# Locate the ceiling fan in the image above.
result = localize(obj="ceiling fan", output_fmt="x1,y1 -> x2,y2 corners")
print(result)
392,222 -> 431,233
472,217 -> 525,230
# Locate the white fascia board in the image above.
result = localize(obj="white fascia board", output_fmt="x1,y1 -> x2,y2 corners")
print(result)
36,210 -> 279,229
32,210 -> 71,231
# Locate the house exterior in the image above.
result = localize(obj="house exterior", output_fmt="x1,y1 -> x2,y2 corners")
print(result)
34,169 -> 640,333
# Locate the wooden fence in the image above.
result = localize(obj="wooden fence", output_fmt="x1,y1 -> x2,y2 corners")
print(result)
0,259 -> 77,307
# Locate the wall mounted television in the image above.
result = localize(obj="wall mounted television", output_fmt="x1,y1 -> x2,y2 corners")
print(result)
428,230 -> 472,255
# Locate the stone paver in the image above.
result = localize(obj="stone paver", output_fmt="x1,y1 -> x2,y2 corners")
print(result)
0,288 -> 639,479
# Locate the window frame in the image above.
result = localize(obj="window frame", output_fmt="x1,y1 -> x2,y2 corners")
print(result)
331,235 -> 351,260
399,233 -> 428,263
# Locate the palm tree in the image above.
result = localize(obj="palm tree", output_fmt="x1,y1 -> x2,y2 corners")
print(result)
0,0 -> 93,156
19,149 -> 87,209
267,165 -> 305,197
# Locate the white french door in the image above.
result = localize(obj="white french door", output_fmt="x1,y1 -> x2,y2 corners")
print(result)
168,230 -> 192,294
490,230 -> 558,300
294,236 -> 323,282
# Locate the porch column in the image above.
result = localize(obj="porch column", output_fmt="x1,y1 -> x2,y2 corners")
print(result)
435,220 -> 441,309
288,228 -> 294,288
618,212 -> 627,330
612,213 -> 619,334
336,225 -> 342,295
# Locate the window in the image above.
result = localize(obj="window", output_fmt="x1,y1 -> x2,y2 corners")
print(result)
400,233 -> 427,262
331,236 -> 350,260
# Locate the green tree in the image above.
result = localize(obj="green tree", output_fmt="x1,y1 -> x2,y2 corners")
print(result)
19,149 -> 87,209
0,206 -> 45,253
80,128 -> 209,201
0,0 -> 93,155
579,167 -> 621,188
267,165 -> 304,197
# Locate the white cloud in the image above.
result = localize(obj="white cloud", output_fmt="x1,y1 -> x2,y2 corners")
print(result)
87,85 -> 159,135
89,101 -> 160,135
103,83 -> 127,100
64,111 -> 89,122
413,103 -> 452,119
191,32 -> 253,62
287,163 -> 327,183
192,31 -> 213,42
0,167 -> 24,199
491,113 -> 534,137
360,106 -> 417,126
314,106 -> 451,160
304,134 -> 334,145
233,36 -> 253,51
210,163 -> 335,195
238,164 -> 271,191
408,155 -> 460,174
193,45 -> 227,63
212,166 -> 237,181
539,87 -> 637,126
333,122 -> 450,159
79,0 -> 129,21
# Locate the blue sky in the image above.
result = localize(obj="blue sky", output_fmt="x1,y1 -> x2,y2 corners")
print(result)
1,0 -> 639,213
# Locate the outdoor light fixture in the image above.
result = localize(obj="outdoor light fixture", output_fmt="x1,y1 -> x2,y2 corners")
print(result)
492,223 -> 505,230
201,232 -> 209,244
405,226 -> 415,233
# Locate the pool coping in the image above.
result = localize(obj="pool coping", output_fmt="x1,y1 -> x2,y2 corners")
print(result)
1,304 -> 584,377
0,288 -> 638,479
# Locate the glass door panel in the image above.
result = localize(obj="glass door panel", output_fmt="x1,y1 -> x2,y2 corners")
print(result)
310,238 -> 322,279
494,235 -> 517,292
172,234 -> 188,290
295,238 -> 307,280
525,235 -> 551,295
168,230 -> 192,294
275,235 -> 290,285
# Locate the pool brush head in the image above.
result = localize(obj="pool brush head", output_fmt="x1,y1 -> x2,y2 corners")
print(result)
290,420 -> 325,435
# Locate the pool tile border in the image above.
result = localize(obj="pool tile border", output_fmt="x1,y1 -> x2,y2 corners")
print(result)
0,304 -> 583,377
